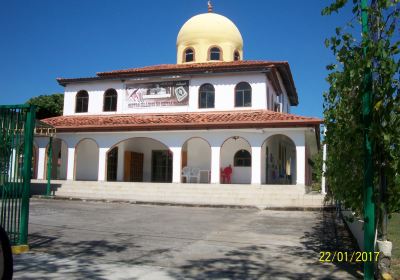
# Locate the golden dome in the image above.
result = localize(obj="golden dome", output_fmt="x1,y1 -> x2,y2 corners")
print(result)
176,12 -> 243,64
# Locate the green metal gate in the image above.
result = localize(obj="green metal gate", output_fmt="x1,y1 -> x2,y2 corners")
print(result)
0,104 -> 35,246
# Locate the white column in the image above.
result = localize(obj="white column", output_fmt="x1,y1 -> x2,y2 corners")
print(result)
210,146 -> 221,183
296,145 -> 306,185
251,146 -> 262,184
60,142 -> 68,179
66,147 -> 75,180
117,145 -> 124,181
170,147 -> 182,183
98,148 -> 108,181
37,147 -> 47,180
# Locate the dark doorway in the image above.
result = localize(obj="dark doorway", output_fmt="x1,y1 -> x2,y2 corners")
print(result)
107,147 -> 118,181
151,150 -> 172,183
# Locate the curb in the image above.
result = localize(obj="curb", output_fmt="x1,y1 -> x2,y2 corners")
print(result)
32,195 -> 334,211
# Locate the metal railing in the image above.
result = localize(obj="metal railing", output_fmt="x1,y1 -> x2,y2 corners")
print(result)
0,104 -> 35,245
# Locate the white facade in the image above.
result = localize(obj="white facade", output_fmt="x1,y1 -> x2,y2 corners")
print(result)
63,72 -> 289,116
38,66 -> 317,187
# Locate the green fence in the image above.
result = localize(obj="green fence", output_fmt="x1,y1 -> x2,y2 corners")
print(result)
0,105 -> 35,246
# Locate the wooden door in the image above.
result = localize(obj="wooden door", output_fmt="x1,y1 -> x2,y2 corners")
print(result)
124,151 -> 144,182
124,151 -> 131,181
181,151 -> 187,168
131,152 -> 144,182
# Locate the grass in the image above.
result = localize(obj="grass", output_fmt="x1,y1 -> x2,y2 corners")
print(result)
388,212 -> 400,279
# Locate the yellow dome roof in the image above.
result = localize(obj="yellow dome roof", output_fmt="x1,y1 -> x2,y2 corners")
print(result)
176,12 -> 243,64
177,13 -> 243,47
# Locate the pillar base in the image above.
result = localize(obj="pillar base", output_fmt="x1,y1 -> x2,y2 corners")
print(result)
12,245 -> 29,254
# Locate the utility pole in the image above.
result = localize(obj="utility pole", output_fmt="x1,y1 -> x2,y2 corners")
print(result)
361,0 -> 375,279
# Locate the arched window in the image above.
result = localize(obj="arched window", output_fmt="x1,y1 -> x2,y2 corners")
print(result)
199,84 -> 215,109
209,47 -> 221,61
235,82 -> 252,107
75,90 -> 89,113
184,48 -> 194,62
107,147 -> 118,181
234,150 -> 251,167
234,50 -> 240,61
103,89 -> 118,112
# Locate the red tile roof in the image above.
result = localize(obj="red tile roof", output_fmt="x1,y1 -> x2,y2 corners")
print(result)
42,110 -> 322,132
96,60 -> 286,76
56,60 -> 299,105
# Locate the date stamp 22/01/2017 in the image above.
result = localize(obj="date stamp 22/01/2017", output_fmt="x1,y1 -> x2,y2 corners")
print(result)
319,251 -> 380,263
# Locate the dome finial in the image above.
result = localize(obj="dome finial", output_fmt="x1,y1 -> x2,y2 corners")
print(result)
208,1 -> 213,12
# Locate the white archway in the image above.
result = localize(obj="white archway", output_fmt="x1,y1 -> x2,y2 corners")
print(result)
75,138 -> 99,181
181,137 -> 211,183
220,136 -> 252,184
261,134 -> 296,185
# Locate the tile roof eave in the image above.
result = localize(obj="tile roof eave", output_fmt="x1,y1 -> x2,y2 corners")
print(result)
47,120 -> 323,133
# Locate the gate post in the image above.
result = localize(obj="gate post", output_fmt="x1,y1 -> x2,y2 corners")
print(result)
19,105 -> 35,247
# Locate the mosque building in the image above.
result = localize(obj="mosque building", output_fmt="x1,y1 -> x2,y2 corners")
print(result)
33,3 -> 322,193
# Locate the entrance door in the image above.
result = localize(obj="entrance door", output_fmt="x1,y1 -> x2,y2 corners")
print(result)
151,150 -> 172,182
131,152 -> 144,182
124,151 -> 144,182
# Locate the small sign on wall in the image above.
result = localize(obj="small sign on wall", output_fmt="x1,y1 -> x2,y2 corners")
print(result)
125,80 -> 189,109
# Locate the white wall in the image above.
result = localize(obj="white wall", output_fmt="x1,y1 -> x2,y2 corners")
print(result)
186,138 -> 211,171
63,73 -> 268,116
75,139 -> 99,181
276,71 -> 291,113
64,80 -> 125,116
189,73 -> 267,112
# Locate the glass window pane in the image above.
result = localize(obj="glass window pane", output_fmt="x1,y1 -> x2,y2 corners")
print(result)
185,49 -> 194,62
199,92 -> 207,108
210,47 -> 221,60
207,92 -> 214,108
235,91 -> 243,107
244,90 -> 252,107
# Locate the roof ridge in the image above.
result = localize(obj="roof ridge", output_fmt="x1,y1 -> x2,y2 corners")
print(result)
96,60 -> 289,76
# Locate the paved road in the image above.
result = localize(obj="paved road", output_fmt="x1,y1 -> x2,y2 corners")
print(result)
14,199 -> 362,279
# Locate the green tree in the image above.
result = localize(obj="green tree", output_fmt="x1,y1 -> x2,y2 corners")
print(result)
322,0 -> 400,218
26,93 -> 64,119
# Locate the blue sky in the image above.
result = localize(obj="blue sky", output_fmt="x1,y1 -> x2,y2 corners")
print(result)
0,0 -> 353,117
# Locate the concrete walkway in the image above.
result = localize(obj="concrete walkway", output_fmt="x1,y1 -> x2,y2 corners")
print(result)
14,199 -> 362,279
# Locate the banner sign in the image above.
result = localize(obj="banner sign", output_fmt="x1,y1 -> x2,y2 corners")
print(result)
125,80 -> 189,108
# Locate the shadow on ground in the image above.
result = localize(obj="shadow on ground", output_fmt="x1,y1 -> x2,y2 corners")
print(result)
166,210 -> 363,280
14,233 -> 163,280
14,209 -> 362,279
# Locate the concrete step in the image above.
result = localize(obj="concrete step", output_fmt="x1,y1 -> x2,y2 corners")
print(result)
31,180 -> 325,209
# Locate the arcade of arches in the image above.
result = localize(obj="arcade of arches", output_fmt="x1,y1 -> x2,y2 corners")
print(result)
33,134 -> 313,186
